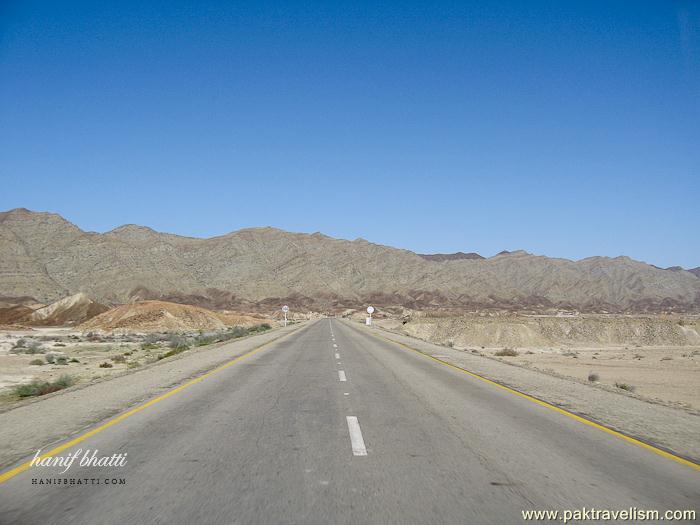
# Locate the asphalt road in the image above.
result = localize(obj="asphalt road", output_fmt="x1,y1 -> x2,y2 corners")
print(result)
0,319 -> 698,524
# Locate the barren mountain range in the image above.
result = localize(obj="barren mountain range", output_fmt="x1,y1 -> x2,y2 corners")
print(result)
1,208 -> 698,313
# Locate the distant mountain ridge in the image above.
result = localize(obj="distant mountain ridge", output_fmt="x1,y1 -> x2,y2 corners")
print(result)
0,208 -> 698,313
418,252 -> 485,262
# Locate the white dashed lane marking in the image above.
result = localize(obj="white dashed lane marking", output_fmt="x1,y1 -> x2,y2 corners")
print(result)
346,416 -> 368,456
338,370 -> 347,382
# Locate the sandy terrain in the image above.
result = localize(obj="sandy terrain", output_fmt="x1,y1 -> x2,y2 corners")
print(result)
0,299 -> 274,397
0,328 -> 158,394
0,321 -> 275,401
505,345 -> 700,410
372,313 -> 700,410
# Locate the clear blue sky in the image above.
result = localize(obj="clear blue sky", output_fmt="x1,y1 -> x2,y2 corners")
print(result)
1,1 -> 698,268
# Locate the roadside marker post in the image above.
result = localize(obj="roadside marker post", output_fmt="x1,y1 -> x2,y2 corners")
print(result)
366,306 -> 374,326
282,305 -> 289,327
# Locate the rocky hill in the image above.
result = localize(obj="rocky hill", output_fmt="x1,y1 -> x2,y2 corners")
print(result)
1,208 -> 698,313
79,300 -> 265,332
28,292 -> 109,326
0,292 -> 108,326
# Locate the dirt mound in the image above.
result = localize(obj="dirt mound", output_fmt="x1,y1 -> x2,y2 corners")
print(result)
0,293 -> 104,327
0,305 -> 34,325
80,300 -> 266,332
28,293 -> 109,326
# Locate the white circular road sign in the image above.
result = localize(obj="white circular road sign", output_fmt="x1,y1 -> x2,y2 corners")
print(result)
367,306 -> 375,314
282,305 -> 289,313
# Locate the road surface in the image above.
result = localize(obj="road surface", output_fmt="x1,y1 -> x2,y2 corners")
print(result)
0,319 -> 698,524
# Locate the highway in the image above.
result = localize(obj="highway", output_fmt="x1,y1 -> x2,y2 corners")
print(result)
0,319 -> 698,524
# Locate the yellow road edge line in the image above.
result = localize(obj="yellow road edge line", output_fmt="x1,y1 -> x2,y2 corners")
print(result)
0,326 -> 303,484
363,327 -> 700,473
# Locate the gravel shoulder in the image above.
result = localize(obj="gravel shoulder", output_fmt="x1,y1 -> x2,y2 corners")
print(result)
354,321 -> 700,463
0,322 -> 307,470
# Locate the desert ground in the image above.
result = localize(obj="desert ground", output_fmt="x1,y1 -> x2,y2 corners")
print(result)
3,297 -> 698,413
371,312 -> 700,411
0,323 -> 283,403
0,298 -> 279,405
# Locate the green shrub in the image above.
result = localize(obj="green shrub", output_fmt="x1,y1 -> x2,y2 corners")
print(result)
588,372 -> 599,382
159,346 -> 188,360
194,335 -> 217,347
229,326 -> 247,338
144,333 -> 168,344
152,324 -> 274,355
495,348 -> 519,357
614,382 -> 635,392
167,335 -> 188,350
99,362 -> 113,368
55,356 -> 68,365
86,332 -> 103,342
191,324 -> 271,348
29,359 -> 44,366
14,375 -> 75,397
11,339 -> 44,354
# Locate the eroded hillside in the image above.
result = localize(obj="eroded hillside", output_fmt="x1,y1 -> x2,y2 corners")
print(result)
1,208 -> 698,313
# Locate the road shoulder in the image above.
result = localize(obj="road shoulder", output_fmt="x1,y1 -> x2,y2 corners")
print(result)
0,322 -> 307,470
347,320 -> 700,464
